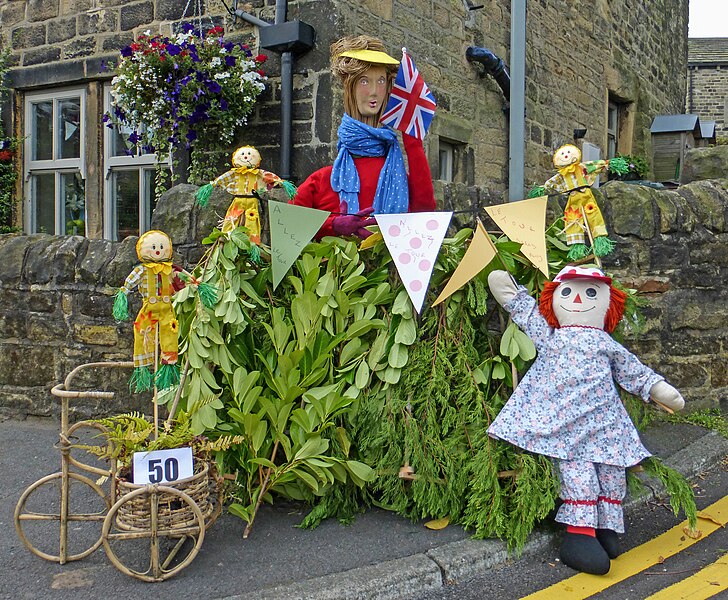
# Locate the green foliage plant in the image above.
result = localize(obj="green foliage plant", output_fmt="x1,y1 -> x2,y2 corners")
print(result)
168,212 -> 698,549
0,50 -> 20,234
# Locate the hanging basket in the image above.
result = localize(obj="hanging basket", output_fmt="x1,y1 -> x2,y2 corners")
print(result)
114,462 -> 221,532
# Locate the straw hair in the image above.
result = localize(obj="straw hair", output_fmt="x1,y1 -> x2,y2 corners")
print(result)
330,35 -> 398,126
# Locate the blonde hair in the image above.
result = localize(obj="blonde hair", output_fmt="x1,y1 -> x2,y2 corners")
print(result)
330,35 -> 398,126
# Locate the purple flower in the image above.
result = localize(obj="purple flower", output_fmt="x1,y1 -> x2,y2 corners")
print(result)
225,55 -> 236,67
167,44 -> 181,56
120,46 -> 133,57
186,130 -> 197,141
219,98 -> 228,111
128,131 -> 139,144
102,113 -> 110,123
206,81 -> 221,94
182,23 -> 195,33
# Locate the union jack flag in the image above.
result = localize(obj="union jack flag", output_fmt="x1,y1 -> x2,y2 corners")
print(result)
380,49 -> 437,139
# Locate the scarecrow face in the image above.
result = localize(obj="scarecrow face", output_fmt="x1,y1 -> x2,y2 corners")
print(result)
354,65 -> 389,119
232,146 -> 262,169
552,278 -> 610,328
137,230 -> 172,263
553,144 -> 581,168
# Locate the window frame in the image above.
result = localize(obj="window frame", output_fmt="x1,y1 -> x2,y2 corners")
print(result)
102,84 -> 168,241
24,87 -> 87,235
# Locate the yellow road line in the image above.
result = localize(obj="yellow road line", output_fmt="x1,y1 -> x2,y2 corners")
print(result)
644,552 -> 728,600
522,495 -> 728,600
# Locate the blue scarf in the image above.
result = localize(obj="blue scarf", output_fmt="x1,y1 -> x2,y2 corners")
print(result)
330,114 -> 409,215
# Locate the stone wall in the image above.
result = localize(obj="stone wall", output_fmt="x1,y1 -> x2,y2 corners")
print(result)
1,0 -> 689,207
687,66 -> 728,138
1,174 -> 727,420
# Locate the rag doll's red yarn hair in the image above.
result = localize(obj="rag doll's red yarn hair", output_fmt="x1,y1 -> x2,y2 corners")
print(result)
538,281 -> 627,333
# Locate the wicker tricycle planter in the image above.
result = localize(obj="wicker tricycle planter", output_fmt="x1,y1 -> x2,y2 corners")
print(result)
14,362 -> 223,582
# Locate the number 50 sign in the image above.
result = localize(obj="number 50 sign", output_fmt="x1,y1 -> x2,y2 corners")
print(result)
132,447 -> 194,485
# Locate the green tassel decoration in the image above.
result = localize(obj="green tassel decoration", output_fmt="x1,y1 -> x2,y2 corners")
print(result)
567,243 -> 589,261
608,156 -> 629,176
113,289 -> 129,321
527,186 -> 547,198
130,367 -> 154,393
196,183 -> 213,207
280,179 -> 297,200
155,363 -> 180,390
197,281 -> 219,308
249,243 -> 262,264
593,236 -> 616,257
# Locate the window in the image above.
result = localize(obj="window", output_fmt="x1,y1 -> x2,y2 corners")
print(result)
437,138 -> 471,184
439,141 -> 454,182
24,88 -> 86,235
607,101 -> 618,159
103,86 -> 168,241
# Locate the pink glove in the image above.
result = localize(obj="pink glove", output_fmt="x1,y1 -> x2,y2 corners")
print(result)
332,203 -> 376,239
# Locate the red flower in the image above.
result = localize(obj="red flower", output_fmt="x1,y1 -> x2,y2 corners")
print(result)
255,54 -> 268,63
130,43 -> 141,51
0,150 -> 13,162
207,26 -> 224,36
256,69 -> 265,77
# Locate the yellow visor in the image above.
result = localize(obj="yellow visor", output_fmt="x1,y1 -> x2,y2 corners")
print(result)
338,49 -> 400,65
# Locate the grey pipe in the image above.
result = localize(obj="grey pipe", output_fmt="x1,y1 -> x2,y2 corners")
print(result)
508,0 -> 526,201
276,0 -> 292,180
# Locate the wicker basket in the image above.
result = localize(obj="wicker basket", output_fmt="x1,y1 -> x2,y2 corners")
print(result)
114,462 -> 219,532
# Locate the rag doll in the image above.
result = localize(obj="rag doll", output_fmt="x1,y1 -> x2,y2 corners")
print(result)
196,145 -> 296,246
542,145 -> 626,260
113,230 -> 188,392
487,265 -> 684,575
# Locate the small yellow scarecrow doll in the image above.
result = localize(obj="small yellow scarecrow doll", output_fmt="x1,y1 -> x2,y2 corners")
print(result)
195,146 -> 297,258
113,230 -> 215,392
542,144 -> 627,261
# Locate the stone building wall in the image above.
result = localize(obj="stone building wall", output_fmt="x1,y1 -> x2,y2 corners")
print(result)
1,0 -> 689,228
1,173 -> 727,420
687,66 -> 728,138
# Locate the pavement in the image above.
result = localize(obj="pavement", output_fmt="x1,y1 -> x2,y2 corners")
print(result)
2,415 -> 727,600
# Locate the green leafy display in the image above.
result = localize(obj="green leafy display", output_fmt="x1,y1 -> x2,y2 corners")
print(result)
167,216 -> 697,549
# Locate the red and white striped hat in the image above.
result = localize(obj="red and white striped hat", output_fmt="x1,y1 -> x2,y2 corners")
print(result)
553,265 -> 612,285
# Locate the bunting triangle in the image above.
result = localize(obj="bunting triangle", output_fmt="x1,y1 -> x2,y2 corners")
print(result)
268,200 -> 330,289
432,220 -> 498,306
377,212 -> 452,313
484,195 -> 549,277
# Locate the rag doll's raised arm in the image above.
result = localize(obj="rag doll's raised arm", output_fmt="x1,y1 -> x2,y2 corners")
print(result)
488,270 -> 551,348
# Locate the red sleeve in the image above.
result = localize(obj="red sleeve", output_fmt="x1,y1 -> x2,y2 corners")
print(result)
171,265 -> 186,292
292,166 -> 340,238
403,133 -> 436,212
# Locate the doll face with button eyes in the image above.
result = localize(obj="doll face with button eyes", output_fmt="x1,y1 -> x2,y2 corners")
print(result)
552,278 -> 610,328
138,231 -> 172,263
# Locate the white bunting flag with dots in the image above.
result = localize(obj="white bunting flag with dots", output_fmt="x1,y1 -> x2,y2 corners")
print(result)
376,212 -> 452,313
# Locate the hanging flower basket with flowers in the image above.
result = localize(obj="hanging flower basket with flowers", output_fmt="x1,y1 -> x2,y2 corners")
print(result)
105,24 -> 268,188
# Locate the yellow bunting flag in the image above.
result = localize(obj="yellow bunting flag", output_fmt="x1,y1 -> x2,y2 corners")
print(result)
268,200 -> 330,289
432,220 -> 498,306
484,195 -> 549,277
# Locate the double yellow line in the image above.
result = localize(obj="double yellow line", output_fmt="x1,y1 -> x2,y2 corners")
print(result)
524,495 -> 728,599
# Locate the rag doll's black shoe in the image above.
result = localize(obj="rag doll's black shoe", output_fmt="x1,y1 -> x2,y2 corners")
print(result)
560,532 -> 611,575
596,528 -> 620,559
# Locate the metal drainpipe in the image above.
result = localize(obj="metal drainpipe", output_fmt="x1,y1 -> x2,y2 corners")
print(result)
276,0 -> 293,180
508,0 -> 526,201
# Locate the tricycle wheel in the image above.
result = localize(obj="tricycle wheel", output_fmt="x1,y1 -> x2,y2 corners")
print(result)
102,485 -> 205,582
14,471 -> 109,563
